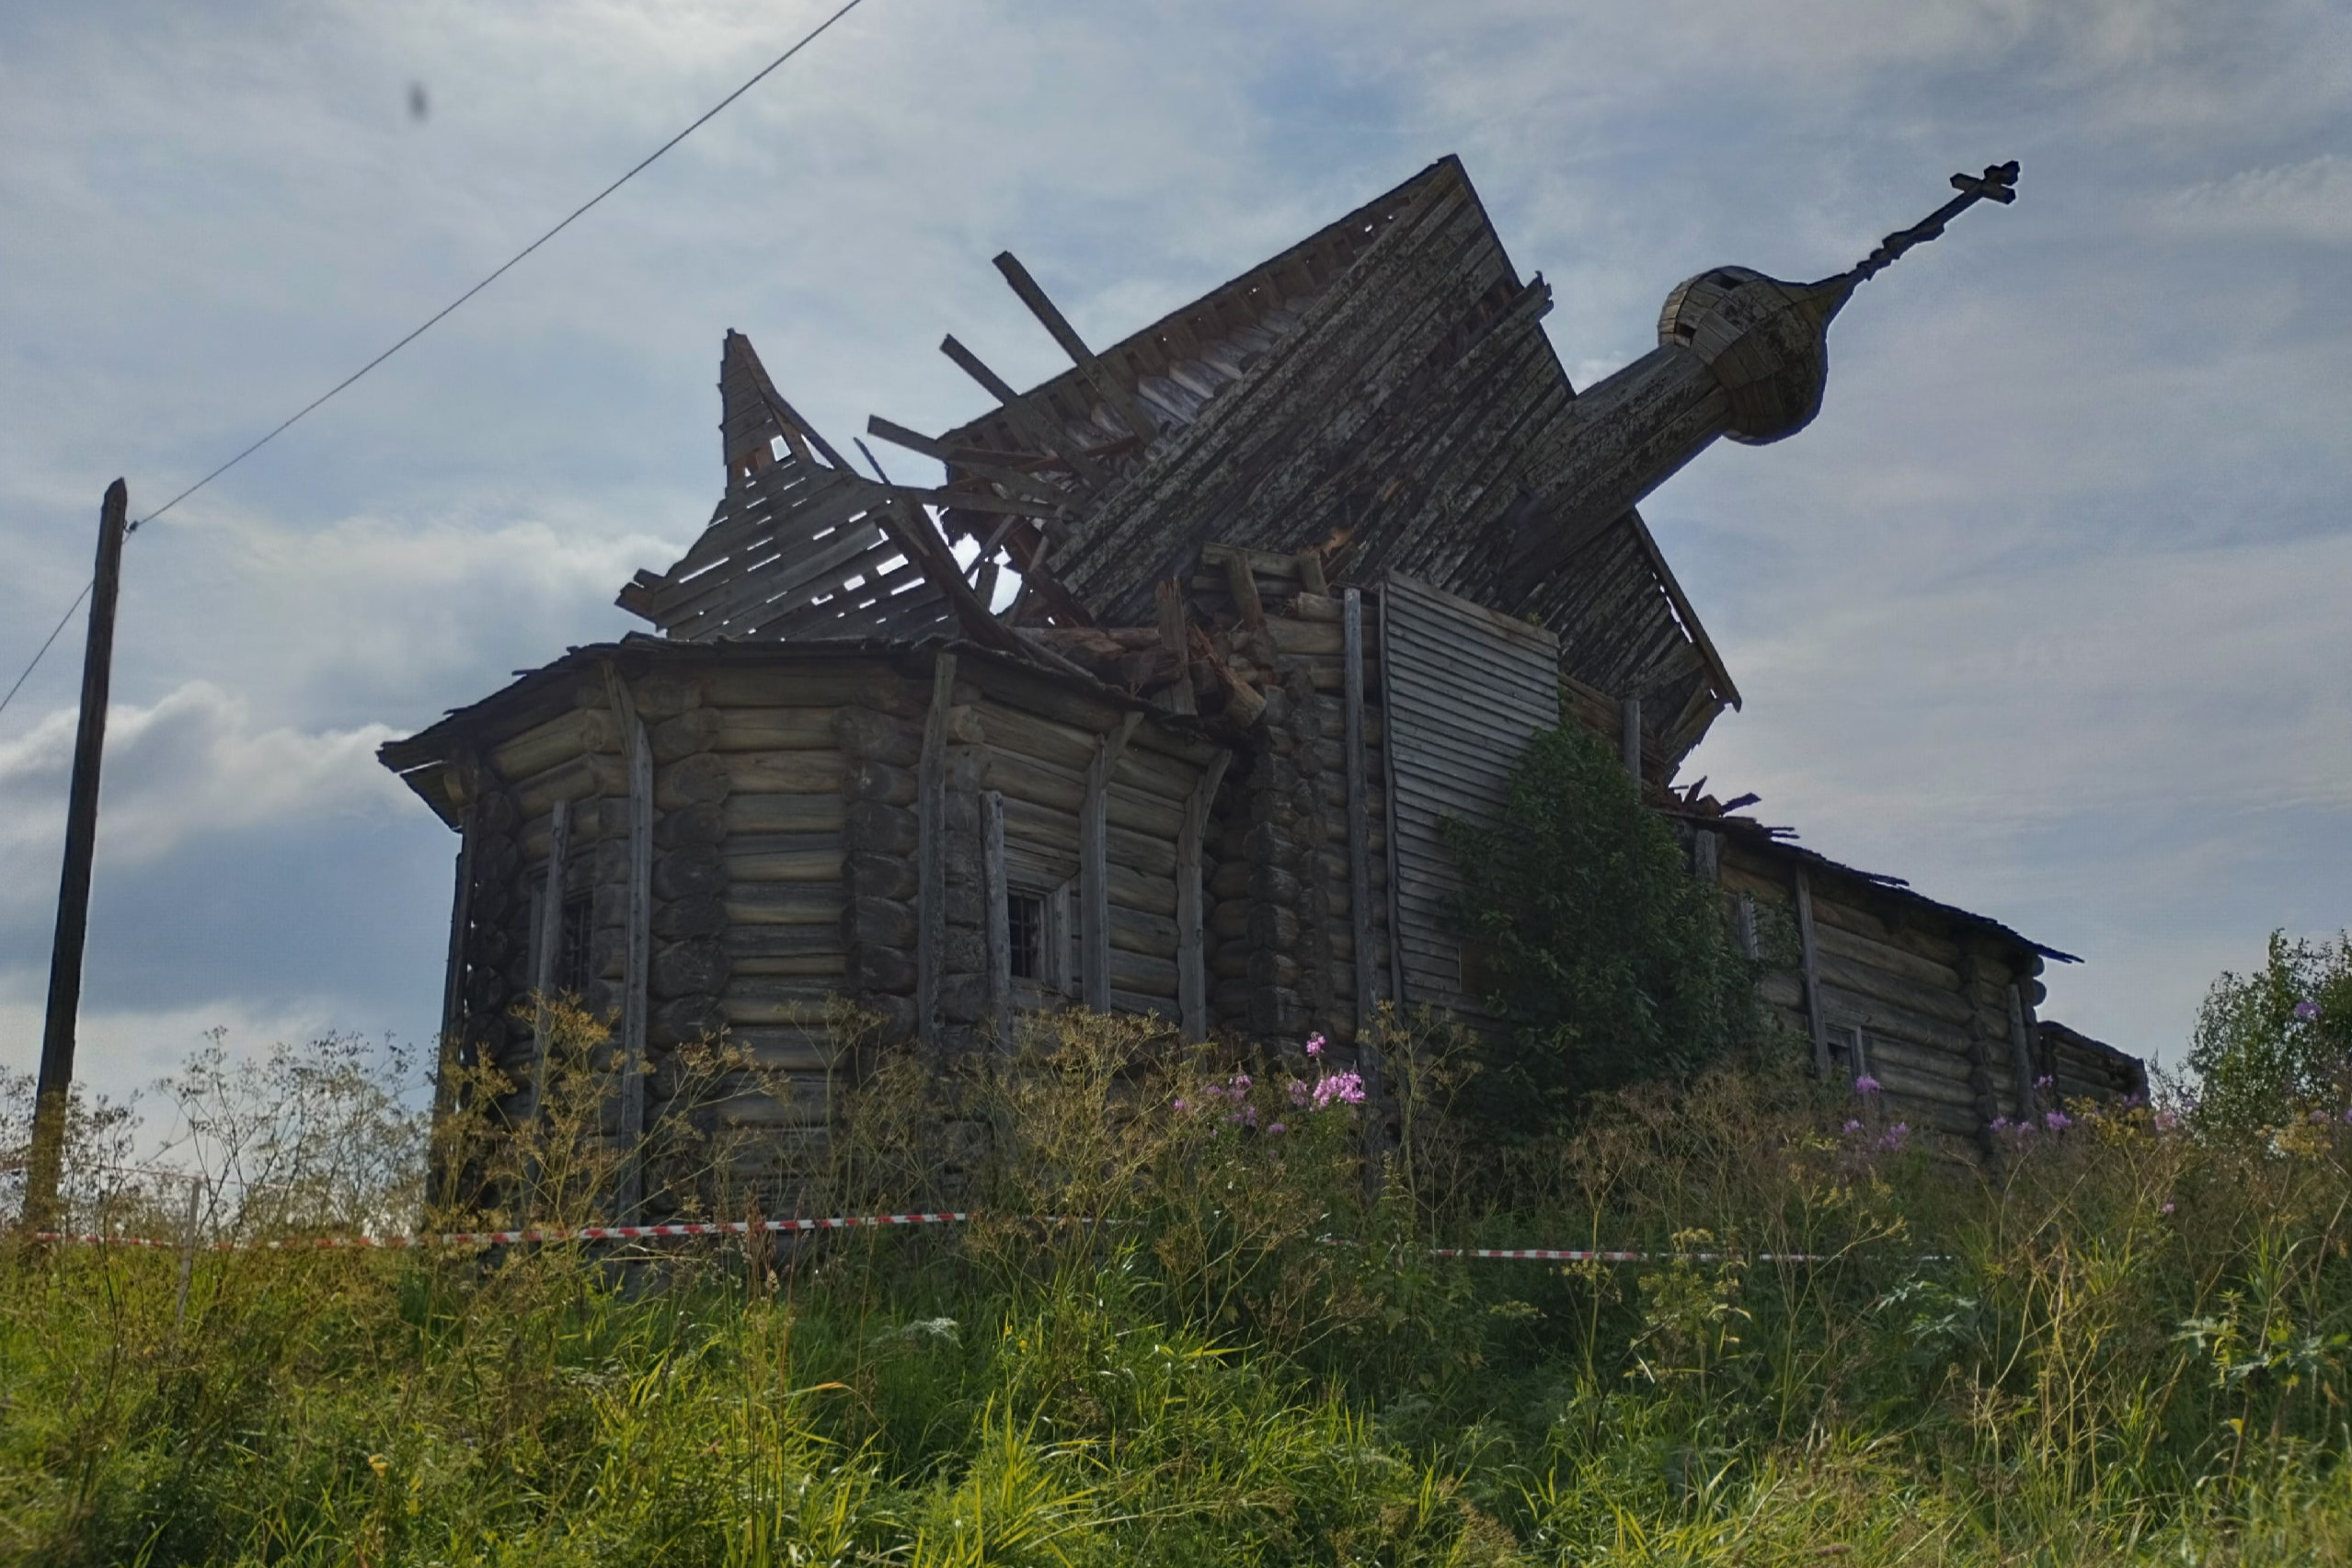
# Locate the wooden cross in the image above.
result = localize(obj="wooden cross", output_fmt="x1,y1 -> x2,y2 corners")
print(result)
1847,160 -> 2021,284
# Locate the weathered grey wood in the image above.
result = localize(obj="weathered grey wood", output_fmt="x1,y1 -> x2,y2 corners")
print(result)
2007,983 -> 2037,1114
1343,588 -> 1377,1036
27,479 -> 131,1230
605,665 -> 654,1222
993,251 -> 1160,444
1082,712 -> 1142,1012
939,333 -> 1109,487
525,800 -> 570,1127
433,799 -> 479,1130
1154,578 -> 1196,715
1378,586 -> 1408,1009
1795,866 -> 1831,1080
1176,750 -> 1231,1040
1621,694 -> 1642,780
1734,892 -> 1759,961
982,790 -> 1012,1046
1692,829 -> 1719,887
1226,551 -> 1266,630
916,652 -> 958,1047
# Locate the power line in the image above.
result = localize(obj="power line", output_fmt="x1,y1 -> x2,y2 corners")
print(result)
0,582 -> 93,723
1,0 -> 876,721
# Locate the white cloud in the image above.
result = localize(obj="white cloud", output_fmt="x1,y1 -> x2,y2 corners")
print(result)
0,682 -> 407,898
2157,155 -> 2352,245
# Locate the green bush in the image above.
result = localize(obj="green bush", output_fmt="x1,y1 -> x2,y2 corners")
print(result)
8,998 -> 2352,1564
2185,928 -> 2352,1141
1446,721 -> 1770,1139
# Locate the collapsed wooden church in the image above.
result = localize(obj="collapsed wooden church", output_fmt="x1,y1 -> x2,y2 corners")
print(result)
381,155 -> 2143,1183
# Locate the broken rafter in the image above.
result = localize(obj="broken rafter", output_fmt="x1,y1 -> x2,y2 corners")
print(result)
939,333 -> 1108,488
866,416 -> 1072,509
992,252 -> 1161,449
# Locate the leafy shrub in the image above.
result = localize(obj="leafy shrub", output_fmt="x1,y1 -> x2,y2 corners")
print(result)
1446,720 -> 1769,1139
2185,928 -> 2352,1141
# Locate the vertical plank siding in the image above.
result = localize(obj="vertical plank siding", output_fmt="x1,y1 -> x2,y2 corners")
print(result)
1379,573 -> 1561,1023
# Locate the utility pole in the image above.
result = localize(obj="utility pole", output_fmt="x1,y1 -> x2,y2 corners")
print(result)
21,479 -> 130,1236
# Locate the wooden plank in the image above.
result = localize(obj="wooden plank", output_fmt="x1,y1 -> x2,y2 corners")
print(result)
992,251 -> 1160,444
714,708 -> 838,751
938,333 -> 1109,487
434,801 -> 479,1127
1082,712 -> 1142,1012
724,793 -> 845,834
1343,588 -> 1376,1037
1796,866 -> 1831,1080
610,668 -> 653,1222
1176,750 -> 1231,1041
916,652 -> 957,1047
1155,578 -> 1196,716
983,790 -> 1012,1046
1226,551 -> 1266,630
525,799 -> 570,1128
1621,695 -> 1642,778
2008,983 -> 2037,1114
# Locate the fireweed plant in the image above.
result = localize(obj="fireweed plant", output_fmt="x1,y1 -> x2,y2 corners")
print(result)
6,997 -> 2352,1564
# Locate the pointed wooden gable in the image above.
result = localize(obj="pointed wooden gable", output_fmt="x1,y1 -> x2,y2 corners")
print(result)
618,333 -> 958,642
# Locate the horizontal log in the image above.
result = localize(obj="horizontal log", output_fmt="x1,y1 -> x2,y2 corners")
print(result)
999,795 -> 1080,864
513,753 -> 621,818
1110,864 -> 1177,919
1812,921 -> 1960,993
1112,949 -> 1179,1000
492,709 -> 615,781
1864,1033 -> 1977,1087
1805,888 -> 1964,967
1110,990 -> 1178,1022
726,832 -> 843,882
726,750 -> 847,795
1816,950 -> 1972,1026
723,884 -> 845,926
722,978 -> 843,1026
971,700 -> 1096,771
1818,983 -> 1974,1056
725,792 -> 845,834
716,707 -> 839,751
1109,904 -> 1178,959
724,923 -> 846,961
728,1024 -> 850,1073
1872,1063 -> 1981,1114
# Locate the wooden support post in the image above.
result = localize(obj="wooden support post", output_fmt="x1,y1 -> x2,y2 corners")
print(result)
1692,829 -> 1720,886
1620,693 -> 1643,781
1298,549 -> 1330,597
525,799 -> 570,1127
1176,751 -> 1231,1041
1733,893 -> 1759,961
24,479 -> 130,1234
603,666 -> 653,1221
1226,552 -> 1266,631
916,652 -> 958,1047
2007,983 -> 2037,1115
981,790 -> 1011,1047
1081,712 -> 1141,1012
992,251 -> 1159,445
433,795 -> 479,1129
1377,585 -> 1408,1010
1794,867 -> 1831,1080
1154,578 -> 1195,715
1342,589 -> 1377,1038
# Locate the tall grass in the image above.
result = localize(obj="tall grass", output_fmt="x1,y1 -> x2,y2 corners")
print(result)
6,1003 -> 2351,1565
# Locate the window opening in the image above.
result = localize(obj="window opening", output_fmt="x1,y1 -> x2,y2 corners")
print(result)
1007,891 -> 1047,981
556,894 -> 595,997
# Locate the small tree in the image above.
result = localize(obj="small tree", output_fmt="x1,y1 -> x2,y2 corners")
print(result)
2186,930 -> 2352,1140
1447,720 -> 1768,1140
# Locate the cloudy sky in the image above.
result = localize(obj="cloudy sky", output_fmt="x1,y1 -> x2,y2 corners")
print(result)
5,0 -> 2349,1110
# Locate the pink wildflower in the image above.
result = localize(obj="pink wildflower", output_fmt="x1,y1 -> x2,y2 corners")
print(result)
1268,1122 -> 1287,1136
1853,1075 -> 1882,1096
1311,1071 -> 1366,1109
1843,1118 -> 1864,1134
1173,1098 -> 1188,1113
1305,1034 -> 1325,1058
2161,1202 -> 2176,1215
2044,1109 -> 2072,1132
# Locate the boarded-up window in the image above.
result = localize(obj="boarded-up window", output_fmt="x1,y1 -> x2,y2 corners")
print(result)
1379,573 -> 1562,1023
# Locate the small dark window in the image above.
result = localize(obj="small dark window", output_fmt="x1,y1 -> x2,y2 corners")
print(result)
556,895 -> 595,996
1007,892 -> 1047,981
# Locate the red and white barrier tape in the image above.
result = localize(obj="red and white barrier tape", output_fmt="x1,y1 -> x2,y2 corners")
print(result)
1431,1246 -> 1827,1264
28,1210 -> 969,1253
